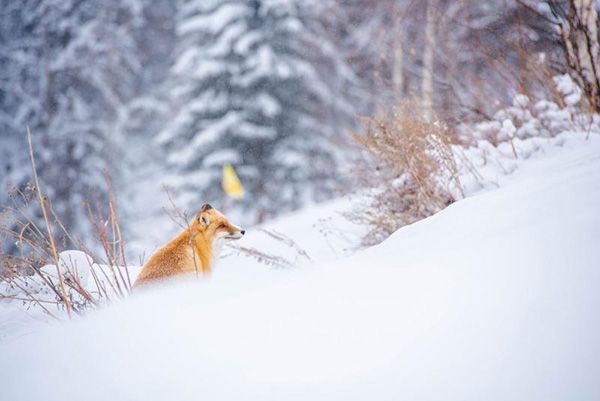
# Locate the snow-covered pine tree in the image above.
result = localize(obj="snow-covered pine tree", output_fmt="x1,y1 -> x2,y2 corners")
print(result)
0,0 -> 148,245
160,0 -> 355,223
112,1 -> 178,251
0,0 -> 40,204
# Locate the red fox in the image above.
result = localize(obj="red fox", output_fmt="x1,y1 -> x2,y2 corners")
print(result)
134,203 -> 244,287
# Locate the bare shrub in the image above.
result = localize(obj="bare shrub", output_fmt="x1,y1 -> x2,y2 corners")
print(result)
349,102 -> 464,246
0,186 -> 133,316
222,228 -> 312,270
0,128 -> 133,318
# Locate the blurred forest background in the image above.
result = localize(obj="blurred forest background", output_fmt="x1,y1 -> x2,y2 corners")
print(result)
0,0 -> 597,254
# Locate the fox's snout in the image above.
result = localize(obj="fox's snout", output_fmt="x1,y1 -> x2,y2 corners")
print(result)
224,227 -> 245,239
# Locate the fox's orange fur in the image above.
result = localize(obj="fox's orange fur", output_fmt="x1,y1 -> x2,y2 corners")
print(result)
134,204 -> 244,287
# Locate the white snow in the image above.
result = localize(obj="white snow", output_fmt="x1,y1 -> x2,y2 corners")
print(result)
1,133 -> 599,400
178,3 -> 247,36
554,74 -> 582,107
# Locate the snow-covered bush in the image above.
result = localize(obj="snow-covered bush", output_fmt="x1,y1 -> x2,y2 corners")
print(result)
468,75 -> 600,146
353,75 -> 600,246
0,250 -> 131,314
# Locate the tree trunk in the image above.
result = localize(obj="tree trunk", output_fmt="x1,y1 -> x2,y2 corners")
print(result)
392,24 -> 404,99
561,0 -> 600,111
422,0 -> 436,121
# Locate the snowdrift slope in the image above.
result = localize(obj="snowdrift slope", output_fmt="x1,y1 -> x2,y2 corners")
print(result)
1,136 -> 600,400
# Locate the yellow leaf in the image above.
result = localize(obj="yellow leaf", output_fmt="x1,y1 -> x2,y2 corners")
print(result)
222,163 -> 244,199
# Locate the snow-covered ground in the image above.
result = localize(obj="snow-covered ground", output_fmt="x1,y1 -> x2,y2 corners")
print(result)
1,133 -> 599,400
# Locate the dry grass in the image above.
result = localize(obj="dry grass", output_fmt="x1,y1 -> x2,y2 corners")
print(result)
0,128 -> 133,318
349,101 -> 464,246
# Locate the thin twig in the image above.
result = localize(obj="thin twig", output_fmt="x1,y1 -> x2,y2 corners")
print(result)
27,126 -> 72,317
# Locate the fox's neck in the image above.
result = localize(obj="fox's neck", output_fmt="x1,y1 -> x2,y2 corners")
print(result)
177,229 -> 215,273
211,238 -> 225,263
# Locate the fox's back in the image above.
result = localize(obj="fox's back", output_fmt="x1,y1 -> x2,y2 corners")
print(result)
134,236 -> 196,287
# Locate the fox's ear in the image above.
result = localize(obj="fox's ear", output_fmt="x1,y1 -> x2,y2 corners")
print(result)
197,203 -> 213,228
198,214 -> 210,228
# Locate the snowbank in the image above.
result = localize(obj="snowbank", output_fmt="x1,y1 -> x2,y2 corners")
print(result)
0,192 -> 364,341
1,133 -> 599,400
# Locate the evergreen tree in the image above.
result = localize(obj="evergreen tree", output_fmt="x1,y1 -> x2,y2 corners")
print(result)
160,0 -> 354,223
0,0 -> 149,243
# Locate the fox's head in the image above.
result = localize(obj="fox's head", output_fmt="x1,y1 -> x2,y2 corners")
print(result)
192,203 -> 245,241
